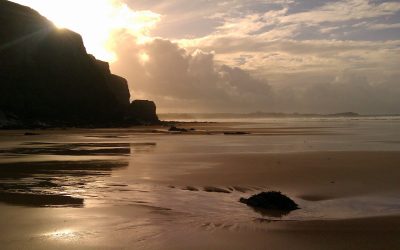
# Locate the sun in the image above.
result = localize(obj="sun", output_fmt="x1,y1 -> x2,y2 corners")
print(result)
11,0 -> 160,62
138,51 -> 150,64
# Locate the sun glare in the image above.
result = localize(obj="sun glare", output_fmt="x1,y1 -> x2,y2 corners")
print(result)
12,0 -> 160,62
43,229 -> 77,241
138,51 -> 150,64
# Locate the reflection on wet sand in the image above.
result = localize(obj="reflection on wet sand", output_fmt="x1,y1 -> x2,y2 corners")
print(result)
0,142 -> 132,156
0,160 -> 129,207
249,207 -> 293,218
0,142 -> 142,208
0,192 -> 84,207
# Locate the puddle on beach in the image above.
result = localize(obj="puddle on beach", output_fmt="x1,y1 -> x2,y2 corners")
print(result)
0,141 -> 147,208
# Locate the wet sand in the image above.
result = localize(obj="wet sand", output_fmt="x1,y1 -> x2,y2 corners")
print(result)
0,118 -> 400,249
167,151 -> 400,196
1,205 -> 399,250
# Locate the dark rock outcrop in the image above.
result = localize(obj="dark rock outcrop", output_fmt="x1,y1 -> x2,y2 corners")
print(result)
0,1 -> 158,128
240,191 -> 299,211
127,100 -> 159,124
168,126 -> 188,132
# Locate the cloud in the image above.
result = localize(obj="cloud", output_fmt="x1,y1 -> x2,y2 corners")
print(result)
282,72 -> 400,114
368,23 -> 400,30
110,31 -> 400,114
111,36 -> 272,112
109,0 -> 400,114
279,0 -> 400,25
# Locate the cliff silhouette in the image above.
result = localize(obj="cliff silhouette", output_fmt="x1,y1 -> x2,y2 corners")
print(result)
0,0 -> 158,128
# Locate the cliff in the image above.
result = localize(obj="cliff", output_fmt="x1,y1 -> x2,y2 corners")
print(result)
0,0 -> 158,128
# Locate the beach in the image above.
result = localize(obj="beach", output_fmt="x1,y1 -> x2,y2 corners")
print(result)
0,117 -> 400,249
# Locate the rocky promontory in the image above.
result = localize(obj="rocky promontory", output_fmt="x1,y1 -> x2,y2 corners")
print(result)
0,0 -> 158,128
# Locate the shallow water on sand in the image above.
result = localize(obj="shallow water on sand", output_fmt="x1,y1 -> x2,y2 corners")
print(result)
0,117 -> 400,249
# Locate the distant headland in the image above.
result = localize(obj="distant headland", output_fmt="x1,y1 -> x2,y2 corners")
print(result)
159,112 -> 400,120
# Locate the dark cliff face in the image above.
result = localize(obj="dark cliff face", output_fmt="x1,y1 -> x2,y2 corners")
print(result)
0,0 -> 143,127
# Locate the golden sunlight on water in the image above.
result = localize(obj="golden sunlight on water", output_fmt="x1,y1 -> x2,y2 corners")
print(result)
43,229 -> 77,240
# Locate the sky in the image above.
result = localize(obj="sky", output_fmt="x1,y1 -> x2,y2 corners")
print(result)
11,0 -> 400,114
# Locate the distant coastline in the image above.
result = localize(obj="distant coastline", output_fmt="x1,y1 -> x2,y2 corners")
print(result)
159,112 -> 400,120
